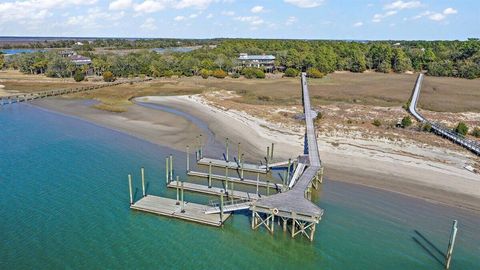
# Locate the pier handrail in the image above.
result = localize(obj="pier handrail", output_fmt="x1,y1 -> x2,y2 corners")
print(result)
408,74 -> 480,156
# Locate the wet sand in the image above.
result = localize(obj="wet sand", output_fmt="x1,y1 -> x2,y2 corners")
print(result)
33,96 -> 480,212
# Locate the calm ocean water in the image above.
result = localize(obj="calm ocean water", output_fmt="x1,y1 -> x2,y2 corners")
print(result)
0,103 -> 478,269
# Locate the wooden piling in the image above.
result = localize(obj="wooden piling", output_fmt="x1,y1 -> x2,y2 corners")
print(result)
270,143 -> 275,161
256,173 -> 260,195
267,181 -> 270,196
225,138 -> 229,162
165,157 -> 169,184
141,167 -> 146,197
220,193 -> 224,222
169,155 -> 173,181
199,134 -> 203,159
238,143 -> 241,163
445,220 -> 458,270
181,181 -> 185,213
208,161 -> 212,188
176,176 -> 180,205
128,174 -> 133,205
266,146 -> 270,165
240,154 -> 245,180
186,146 -> 190,172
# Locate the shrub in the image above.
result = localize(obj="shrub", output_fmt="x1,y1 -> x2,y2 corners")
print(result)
455,122 -> 469,136
472,127 -> 480,138
284,68 -> 299,77
372,119 -> 382,127
73,71 -> 85,82
422,122 -> 432,132
212,69 -> 227,79
199,69 -> 211,79
306,67 -> 324,78
103,71 -> 115,82
401,116 -> 412,128
163,70 -> 174,78
254,69 -> 265,79
257,95 -> 271,102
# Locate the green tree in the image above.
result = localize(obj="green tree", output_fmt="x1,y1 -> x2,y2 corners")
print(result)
0,53 -> 4,69
306,67 -> 324,78
73,70 -> 85,82
455,122 -> 468,136
392,48 -> 412,73
103,71 -> 115,82
200,69 -> 211,79
349,50 -> 367,73
284,68 -> 299,77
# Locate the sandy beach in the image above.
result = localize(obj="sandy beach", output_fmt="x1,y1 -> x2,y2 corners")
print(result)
33,95 -> 480,212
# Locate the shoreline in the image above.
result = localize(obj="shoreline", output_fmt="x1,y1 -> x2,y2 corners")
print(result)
31,96 -> 480,213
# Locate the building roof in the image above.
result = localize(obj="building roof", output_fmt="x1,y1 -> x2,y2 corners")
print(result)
238,53 -> 275,60
69,54 -> 92,65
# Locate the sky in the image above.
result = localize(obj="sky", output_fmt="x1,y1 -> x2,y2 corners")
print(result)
0,0 -> 478,40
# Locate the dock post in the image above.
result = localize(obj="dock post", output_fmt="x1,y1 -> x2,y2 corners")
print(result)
237,143 -> 241,163
310,223 -> 316,242
220,193 -> 224,223
225,167 -> 229,195
319,166 -> 324,184
240,154 -> 245,180
225,138 -> 229,162
165,157 -> 169,184
169,155 -> 173,181
291,212 -> 296,238
180,181 -> 185,213
251,206 -> 256,229
176,176 -> 180,205
141,167 -> 146,197
231,182 -> 234,204
267,181 -> 270,196
445,220 -> 458,270
208,162 -> 212,188
256,173 -> 260,195
266,146 -> 270,170
283,218 -> 287,232
186,146 -> 190,172
199,134 -> 203,159
128,174 -> 133,205
270,143 -> 274,161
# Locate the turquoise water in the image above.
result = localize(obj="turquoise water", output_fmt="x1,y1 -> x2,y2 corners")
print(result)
0,49 -> 45,55
0,104 -> 479,269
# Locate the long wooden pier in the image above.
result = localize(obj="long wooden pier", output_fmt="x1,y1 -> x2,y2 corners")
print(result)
0,78 -> 151,106
127,73 -> 324,240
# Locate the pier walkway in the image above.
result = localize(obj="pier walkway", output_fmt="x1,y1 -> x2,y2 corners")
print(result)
250,73 -> 324,241
408,74 -> 480,156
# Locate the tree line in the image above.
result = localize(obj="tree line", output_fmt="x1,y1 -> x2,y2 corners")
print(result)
1,38 -> 479,79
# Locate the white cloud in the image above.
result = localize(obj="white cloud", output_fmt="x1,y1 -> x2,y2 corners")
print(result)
174,15 -> 186,21
251,5 -> 264,13
372,10 -> 397,22
174,0 -> 214,9
134,0 -> 168,13
140,17 -> 157,30
206,13 -> 213,19
189,13 -> 198,18
384,1 -> 421,10
109,0 -> 132,10
234,16 -> 264,26
443,7 -> 457,15
284,0 -> 323,8
285,16 -> 297,26
428,13 -> 444,21
221,10 -> 235,16
353,21 -> 363,27
412,7 -> 458,21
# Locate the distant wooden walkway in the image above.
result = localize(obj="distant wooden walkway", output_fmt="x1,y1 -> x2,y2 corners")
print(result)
187,170 -> 283,189
197,157 -> 266,173
0,78 -> 151,106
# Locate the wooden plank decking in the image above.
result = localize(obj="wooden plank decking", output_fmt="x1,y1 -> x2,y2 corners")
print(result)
131,195 -> 231,227
167,181 -> 262,200
187,170 -> 283,189
197,157 -> 266,173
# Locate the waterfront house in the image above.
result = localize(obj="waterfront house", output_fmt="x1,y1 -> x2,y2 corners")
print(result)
237,53 -> 275,71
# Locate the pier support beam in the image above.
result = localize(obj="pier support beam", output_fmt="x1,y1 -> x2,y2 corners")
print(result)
186,146 -> 190,172
169,155 -> 173,181
208,162 -> 212,188
165,157 -> 169,184
225,138 -> 229,162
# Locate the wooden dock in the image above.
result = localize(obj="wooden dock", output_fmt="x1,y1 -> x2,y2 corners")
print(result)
131,195 -> 231,227
197,157 -> 267,173
167,180 -> 262,200
187,170 -> 283,189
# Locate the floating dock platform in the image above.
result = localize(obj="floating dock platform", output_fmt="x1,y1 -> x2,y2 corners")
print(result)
167,180 -> 262,200
131,195 -> 231,227
197,157 -> 266,173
